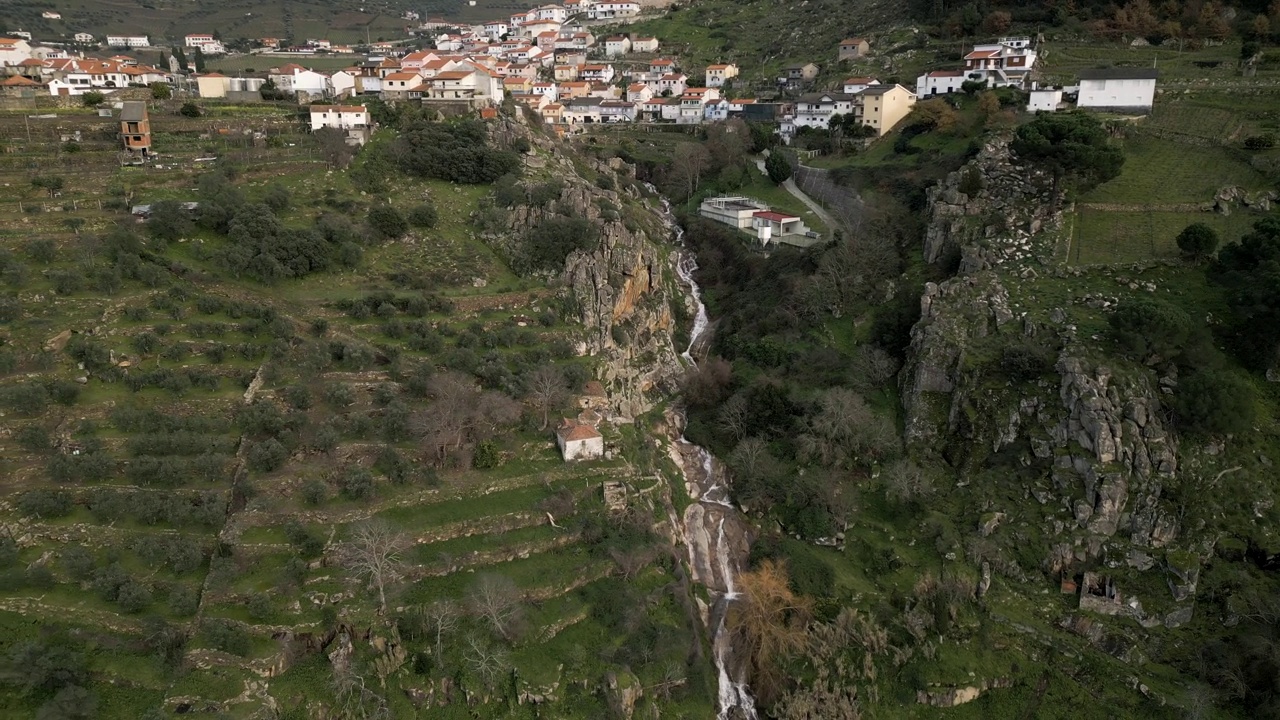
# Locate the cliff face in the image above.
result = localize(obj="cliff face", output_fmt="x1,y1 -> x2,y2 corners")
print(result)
901,134 -> 1194,625
487,117 -> 683,419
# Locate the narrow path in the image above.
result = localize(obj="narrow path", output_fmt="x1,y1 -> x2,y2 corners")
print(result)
754,153 -> 842,235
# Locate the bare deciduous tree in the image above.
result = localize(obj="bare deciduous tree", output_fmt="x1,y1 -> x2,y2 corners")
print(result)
332,664 -> 391,720
716,394 -> 750,442
798,388 -> 873,470
850,345 -> 901,392
681,356 -> 732,408
524,364 -> 569,430
415,372 -> 522,466
728,437 -> 774,486
462,632 -> 511,691
472,391 -> 522,441
467,573 -> 523,641
882,459 -> 934,504
668,142 -> 711,201
422,600 -> 461,669
341,519 -> 411,615
315,127 -> 356,169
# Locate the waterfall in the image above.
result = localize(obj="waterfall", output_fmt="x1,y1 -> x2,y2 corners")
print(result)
649,187 -> 758,720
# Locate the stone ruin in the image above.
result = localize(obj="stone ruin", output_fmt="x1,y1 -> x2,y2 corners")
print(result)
1078,572 -> 1124,615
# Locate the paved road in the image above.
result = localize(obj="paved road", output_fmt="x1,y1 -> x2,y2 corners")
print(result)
755,152 -> 841,236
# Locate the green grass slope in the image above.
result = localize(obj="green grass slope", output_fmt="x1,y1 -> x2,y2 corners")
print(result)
0,103 -> 712,718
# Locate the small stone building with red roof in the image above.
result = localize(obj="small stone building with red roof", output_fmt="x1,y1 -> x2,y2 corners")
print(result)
556,418 -> 603,461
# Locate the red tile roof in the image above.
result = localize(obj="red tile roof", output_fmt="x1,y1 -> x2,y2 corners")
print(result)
754,210 -> 799,222
557,420 -> 601,442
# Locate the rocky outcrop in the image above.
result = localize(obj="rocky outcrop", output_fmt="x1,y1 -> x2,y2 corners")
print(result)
900,274 -> 1014,447
922,135 -> 1059,270
604,670 -> 643,719
1052,355 -> 1178,546
485,118 -> 683,419
902,131 -> 1189,618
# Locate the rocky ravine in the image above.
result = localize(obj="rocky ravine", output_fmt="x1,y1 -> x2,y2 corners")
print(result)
488,116 -> 682,420
901,134 -> 1198,631
489,117 -> 758,716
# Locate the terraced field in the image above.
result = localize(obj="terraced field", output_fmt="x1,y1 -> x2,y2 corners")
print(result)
0,106 -> 714,717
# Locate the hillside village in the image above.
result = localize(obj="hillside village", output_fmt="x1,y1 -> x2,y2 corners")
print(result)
0,0 -> 1279,717
2,5 -> 1159,152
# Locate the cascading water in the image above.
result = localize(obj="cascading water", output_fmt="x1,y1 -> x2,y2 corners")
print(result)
649,187 -> 758,720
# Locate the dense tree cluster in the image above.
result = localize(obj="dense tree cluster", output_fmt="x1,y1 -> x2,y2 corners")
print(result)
680,217 -> 912,538
1211,217 -> 1280,372
520,216 -> 600,273
392,119 -> 520,184
194,175 -> 366,283
1011,112 -> 1124,194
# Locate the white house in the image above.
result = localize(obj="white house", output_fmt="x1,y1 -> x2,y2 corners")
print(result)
531,80 -> 557,97
105,35 -> 150,48
699,197 -> 810,244
699,196 -> 770,229
579,63 -> 614,82
535,5 -> 569,23
73,32 -> 94,44
631,36 -> 658,53
425,67 -> 502,102
520,19 -> 562,38
587,1 -> 640,19
0,37 -> 32,65
482,21 -> 509,39
381,71 -> 424,98
270,64 -> 331,95
677,87 -> 718,124
42,11 -> 62,20
1027,87 -> 1064,113
842,76 -> 879,94
751,210 -> 810,245
330,69 -> 358,97
1077,68 -> 1157,113
310,104 -> 369,131
962,36 -> 1037,88
603,35 -> 631,57
915,69 -> 966,96
600,99 -> 636,122
791,92 -> 855,129
656,72 -> 687,96
556,418 -> 603,461
625,82 -> 651,102
703,97 -> 728,122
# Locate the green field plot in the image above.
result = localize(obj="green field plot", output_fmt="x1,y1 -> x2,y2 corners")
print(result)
1143,102 -> 1243,142
1039,40 -> 1247,83
1081,134 -> 1269,205
1068,208 -> 1260,265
